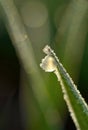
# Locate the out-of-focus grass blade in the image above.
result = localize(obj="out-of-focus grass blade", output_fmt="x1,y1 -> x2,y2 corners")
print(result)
40,45 -> 88,130
0,0 -> 62,129
55,0 -> 88,82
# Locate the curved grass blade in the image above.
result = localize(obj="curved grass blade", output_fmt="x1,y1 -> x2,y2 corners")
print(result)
40,45 -> 88,130
0,0 -> 61,129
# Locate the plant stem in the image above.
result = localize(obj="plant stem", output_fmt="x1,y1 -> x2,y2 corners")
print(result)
40,45 -> 88,130
0,0 -> 60,129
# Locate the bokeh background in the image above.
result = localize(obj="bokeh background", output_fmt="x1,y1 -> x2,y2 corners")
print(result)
0,0 -> 88,129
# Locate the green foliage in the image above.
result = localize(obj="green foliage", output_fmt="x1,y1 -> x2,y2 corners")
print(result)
0,0 -> 88,129
40,45 -> 88,130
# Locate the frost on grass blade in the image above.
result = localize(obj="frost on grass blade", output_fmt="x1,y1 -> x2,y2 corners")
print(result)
40,45 -> 88,130
43,45 -> 52,55
40,45 -> 57,72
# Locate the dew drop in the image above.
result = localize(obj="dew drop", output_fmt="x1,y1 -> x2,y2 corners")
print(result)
40,55 -> 57,72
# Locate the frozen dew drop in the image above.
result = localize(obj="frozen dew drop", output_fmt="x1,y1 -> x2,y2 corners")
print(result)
40,55 -> 57,72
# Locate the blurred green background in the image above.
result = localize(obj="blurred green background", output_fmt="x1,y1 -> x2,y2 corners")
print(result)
0,0 -> 88,129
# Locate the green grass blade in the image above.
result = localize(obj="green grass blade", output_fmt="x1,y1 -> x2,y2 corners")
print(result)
0,0 -> 61,129
40,45 -> 88,130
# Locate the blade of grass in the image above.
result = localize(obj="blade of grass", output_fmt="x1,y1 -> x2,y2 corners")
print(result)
40,45 -> 88,130
55,0 -> 88,82
0,0 -> 61,129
